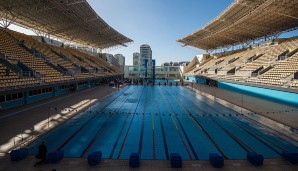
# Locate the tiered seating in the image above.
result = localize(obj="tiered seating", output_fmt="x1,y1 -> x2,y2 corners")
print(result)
247,50 -> 298,85
0,28 -> 123,89
246,76 -> 287,86
66,48 -> 122,75
211,51 -> 247,75
6,30 -> 76,70
66,48 -> 109,74
0,63 -> 39,88
240,39 -> 297,72
50,45 -> 93,71
201,74 -> 224,79
9,28 -> 111,79
65,49 -> 100,69
75,72 -> 94,79
187,37 -> 298,88
219,47 -> 269,74
246,52 -> 298,86
192,57 -> 215,75
0,29 -> 73,84
220,75 -> 248,82
290,79 -> 298,88
185,56 -> 214,76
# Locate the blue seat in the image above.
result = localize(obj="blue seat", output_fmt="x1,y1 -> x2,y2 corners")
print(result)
87,151 -> 102,166
170,153 -> 182,168
209,153 -> 224,168
282,151 -> 298,164
47,151 -> 64,164
129,153 -> 140,168
247,152 -> 264,166
10,148 -> 29,161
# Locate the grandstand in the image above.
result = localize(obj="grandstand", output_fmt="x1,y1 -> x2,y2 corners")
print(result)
0,27 -> 125,88
179,0 -> 298,89
183,38 -> 298,88
0,0 -> 131,93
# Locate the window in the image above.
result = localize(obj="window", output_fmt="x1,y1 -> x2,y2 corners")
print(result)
6,94 -> 11,101
38,89 -> 41,94
12,93 -> 18,100
42,89 -> 46,94
18,92 -> 23,98
0,96 -> 5,102
29,91 -> 33,96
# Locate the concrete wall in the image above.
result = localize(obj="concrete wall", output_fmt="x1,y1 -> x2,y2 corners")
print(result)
0,98 -> 24,109
218,81 -> 298,107
185,76 -> 298,107
27,92 -> 53,103
185,76 -> 207,84
0,82 -> 93,109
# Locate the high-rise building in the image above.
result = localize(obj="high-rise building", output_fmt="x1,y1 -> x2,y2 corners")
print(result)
102,53 -> 120,67
140,44 -> 152,66
133,52 -> 140,66
114,54 -> 125,66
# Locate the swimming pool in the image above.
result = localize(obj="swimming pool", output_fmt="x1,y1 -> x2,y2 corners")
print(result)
29,85 -> 298,160
154,79 -> 176,83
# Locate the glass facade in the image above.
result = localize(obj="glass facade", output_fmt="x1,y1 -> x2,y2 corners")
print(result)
125,65 -> 182,80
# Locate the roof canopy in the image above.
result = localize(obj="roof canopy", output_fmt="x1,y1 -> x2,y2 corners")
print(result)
178,0 -> 298,50
0,0 -> 132,49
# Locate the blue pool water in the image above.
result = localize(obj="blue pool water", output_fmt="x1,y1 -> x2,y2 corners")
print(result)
154,79 -> 176,83
30,85 -> 298,160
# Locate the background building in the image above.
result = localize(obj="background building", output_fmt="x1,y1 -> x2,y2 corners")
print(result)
114,54 -> 125,66
140,44 -> 152,66
114,54 -> 125,72
125,45 -> 188,80
133,52 -> 140,66
125,52 -> 184,80
102,53 -> 120,67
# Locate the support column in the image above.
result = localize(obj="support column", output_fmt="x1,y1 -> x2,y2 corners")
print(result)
24,91 -> 29,105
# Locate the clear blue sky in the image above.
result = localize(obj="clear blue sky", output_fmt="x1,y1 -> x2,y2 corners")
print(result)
9,0 -> 298,66
87,0 -> 234,65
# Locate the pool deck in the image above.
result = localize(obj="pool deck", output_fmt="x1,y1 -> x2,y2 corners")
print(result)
0,83 -> 297,170
191,83 -> 298,130
0,84 -> 117,156
0,156 -> 297,171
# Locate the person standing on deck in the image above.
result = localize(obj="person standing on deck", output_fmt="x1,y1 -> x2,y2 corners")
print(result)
34,141 -> 48,166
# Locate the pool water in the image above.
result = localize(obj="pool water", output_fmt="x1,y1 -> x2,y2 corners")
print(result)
30,85 -> 298,160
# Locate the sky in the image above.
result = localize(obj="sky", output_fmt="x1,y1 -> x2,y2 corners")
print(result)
87,0 -> 233,65
8,0 -> 298,66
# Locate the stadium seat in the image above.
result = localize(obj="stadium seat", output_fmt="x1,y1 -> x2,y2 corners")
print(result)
209,153 -> 224,168
129,153 -> 140,168
170,153 -> 182,168
247,152 -> 264,166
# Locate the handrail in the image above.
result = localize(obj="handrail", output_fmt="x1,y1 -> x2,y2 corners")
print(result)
0,53 -> 23,74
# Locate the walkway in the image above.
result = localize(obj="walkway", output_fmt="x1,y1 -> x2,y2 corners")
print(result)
191,83 -> 298,129
0,84 -> 117,155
